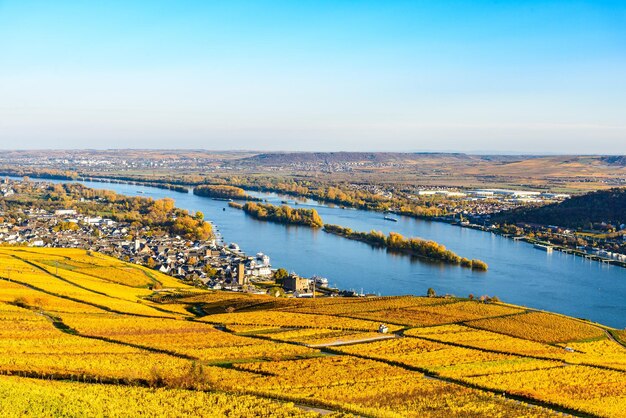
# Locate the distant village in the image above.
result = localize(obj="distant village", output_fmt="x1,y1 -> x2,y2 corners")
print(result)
405,187 -> 572,222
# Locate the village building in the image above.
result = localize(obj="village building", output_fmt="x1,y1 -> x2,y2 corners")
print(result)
283,275 -> 311,293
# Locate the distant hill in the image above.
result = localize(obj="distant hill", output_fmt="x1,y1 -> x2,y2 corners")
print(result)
601,156 -> 626,167
493,187 -> 626,229
231,152 -> 479,166
230,152 -> 621,168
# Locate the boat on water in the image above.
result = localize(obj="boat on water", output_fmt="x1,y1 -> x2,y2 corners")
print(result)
384,216 -> 398,222
534,243 -> 554,253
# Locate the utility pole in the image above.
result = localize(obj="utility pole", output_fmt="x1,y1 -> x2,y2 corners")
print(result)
3,267 -> 23,282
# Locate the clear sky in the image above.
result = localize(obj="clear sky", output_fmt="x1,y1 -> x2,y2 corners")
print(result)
0,0 -> 624,153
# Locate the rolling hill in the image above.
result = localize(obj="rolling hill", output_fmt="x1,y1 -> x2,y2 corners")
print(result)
0,247 -> 624,416
493,187 -> 626,229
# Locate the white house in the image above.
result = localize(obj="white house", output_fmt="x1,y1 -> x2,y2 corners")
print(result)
54,209 -> 77,216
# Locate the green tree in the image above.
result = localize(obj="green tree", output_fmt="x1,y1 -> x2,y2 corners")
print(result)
273,268 -> 288,284
268,286 -> 285,297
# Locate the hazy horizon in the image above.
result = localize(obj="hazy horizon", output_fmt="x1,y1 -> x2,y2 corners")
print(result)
1,1 -> 625,154
1,147 -> 623,157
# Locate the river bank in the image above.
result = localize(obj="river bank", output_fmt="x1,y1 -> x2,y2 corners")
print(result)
6,171 -> 623,268
5,175 -> 626,328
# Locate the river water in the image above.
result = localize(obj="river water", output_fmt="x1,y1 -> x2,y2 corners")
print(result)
18,177 -> 626,328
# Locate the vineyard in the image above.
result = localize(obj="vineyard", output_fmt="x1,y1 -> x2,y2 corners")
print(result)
0,247 -> 624,417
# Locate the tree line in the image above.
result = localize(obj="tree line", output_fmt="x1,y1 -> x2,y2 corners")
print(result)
1,182 -> 213,241
1,168 -> 480,221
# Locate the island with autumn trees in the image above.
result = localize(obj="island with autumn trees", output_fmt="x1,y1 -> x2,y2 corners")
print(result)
323,224 -> 487,270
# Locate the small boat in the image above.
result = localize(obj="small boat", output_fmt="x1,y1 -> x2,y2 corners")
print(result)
534,243 -> 554,253
384,216 -> 398,222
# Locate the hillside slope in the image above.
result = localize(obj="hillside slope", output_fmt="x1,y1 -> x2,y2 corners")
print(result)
493,187 -> 626,229
0,247 -> 625,417
232,152 -> 475,166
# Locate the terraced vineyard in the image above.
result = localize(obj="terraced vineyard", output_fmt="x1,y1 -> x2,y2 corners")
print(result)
0,247 -> 625,417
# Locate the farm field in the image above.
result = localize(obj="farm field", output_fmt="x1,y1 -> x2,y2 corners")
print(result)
0,247 -> 624,417
0,376 -> 317,418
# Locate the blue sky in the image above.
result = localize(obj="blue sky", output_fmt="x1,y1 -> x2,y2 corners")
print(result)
0,0 -> 624,153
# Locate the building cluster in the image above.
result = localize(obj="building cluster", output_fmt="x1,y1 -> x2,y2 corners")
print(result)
414,187 -> 570,203
281,274 -> 334,298
513,223 -> 626,263
580,246 -> 626,262
0,204 -> 348,295
0,207 -> 281,292
406,187 -> 573,223
227,159 -> 413,174
0,184 -> 15,197
467,189 -> 571,203
349,183 -> 394,199
0,150 -> 222,173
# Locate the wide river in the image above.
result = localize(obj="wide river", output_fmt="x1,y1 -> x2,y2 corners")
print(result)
23,177 -> 626,328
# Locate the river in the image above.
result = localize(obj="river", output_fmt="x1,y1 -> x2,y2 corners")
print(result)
16,177 -> 626,328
